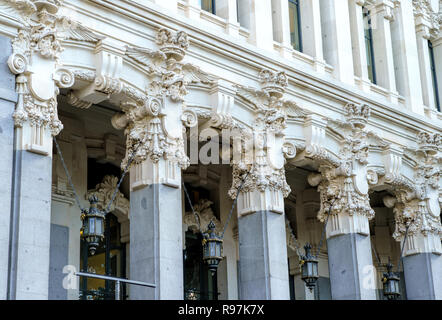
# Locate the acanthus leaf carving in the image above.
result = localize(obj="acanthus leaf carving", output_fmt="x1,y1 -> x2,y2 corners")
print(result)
8,1 -> 73,153
388,131 -> 441,253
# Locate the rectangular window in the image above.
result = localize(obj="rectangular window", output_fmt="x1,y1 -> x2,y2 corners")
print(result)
200,0 -> 215,14
428,41 -> 441,112
363,8 -> 376,84
289,0 -> 302,52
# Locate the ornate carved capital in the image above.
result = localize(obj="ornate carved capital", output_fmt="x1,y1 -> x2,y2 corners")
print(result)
386,131 -> 441,254
8,1 -> 74,154
412,0 -> 441,39
113,28 -> 211,179
306,103 -> 387,236
236,69 -> 305,136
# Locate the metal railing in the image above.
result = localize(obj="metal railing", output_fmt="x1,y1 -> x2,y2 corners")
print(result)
75,272 -> 156,300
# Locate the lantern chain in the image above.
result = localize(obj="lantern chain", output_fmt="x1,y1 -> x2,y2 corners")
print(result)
315,197 -> 337,258
53,136 -> 85,212
182,168 -> 251,237
221,169 -> 250,238
182,182 -> 202,234
396,224 -> 410,273
54,136 -> 141,215
103,142 -> 141,215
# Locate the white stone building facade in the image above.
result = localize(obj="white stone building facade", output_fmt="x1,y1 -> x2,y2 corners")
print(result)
0,0 -> 440,300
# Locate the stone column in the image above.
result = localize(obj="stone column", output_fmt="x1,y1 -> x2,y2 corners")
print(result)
348,0 -> 372,91
232,69 -> 298,300
300,0 -> 326,72
216,0 -> 240,36
112,29 -> 202,299
238,0 -> 274,51
6,3 -> 74,299
369,0 -> 399,103
390,0 -> 425,115
319,0 -> 355,85
307,104 -> 378,300
386,132 -> 442,300
271,0 -> 293,58
0,35 -> 15,300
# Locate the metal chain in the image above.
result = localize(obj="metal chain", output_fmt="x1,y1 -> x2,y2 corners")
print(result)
371,241 -> 383,268
103,142 -> 141,215
315,197 -> 337,258
182,168 -> 251,237
396,224 -> 410,273
182,182 -> 202,234
54,136 -> 141,215
221,169 -> 250,238
53,136 -> 85,212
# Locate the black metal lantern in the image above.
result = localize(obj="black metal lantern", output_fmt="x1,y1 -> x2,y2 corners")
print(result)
202,221 -> 223,276
300,243 -> 319,291
382,262 -> 401,300
81,195 -> 105,255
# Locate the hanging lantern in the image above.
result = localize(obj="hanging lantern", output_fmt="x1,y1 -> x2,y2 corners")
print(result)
202,221 -> 223,276
382,262 -> 401,300
81,195 -> 105,255
300,243 -> 319,291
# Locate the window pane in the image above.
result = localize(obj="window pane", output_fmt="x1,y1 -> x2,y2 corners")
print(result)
289,0 -> 301,52
363,8 -> 376,84
201,0 -> 215,14
428,41 -> 441,111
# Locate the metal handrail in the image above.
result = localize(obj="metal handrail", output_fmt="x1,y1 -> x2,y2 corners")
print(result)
75,271 -> 156,300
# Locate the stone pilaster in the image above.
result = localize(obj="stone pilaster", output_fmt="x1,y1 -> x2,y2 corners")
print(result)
237,0 -> 274,51
389,0 -> 425,114
385,131 -> 441,300
6,1 -> 74,299
349,0 -> 372,91
308,103 -> 379,300
413,0 -> 441,113
0,35 -> 16,301
300,0 -> 326,72
319,0 -> 355,84
369,0 -> 399,103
